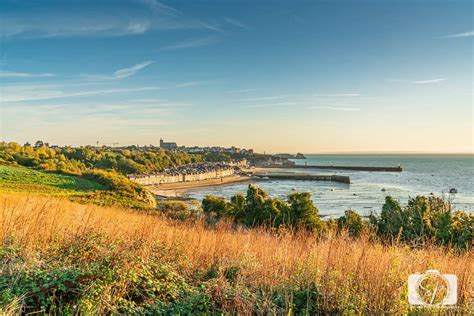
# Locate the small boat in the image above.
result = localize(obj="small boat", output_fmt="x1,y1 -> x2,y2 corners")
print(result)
449,188 -> 458,194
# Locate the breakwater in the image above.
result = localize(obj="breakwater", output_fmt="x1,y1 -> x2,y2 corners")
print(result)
267,165 -> 402,172
255,174 -> 350,184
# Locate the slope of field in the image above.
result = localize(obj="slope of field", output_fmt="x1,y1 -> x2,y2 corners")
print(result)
0,165 -> 105,195
0,165 -> 153,208
0,193 -> 472,314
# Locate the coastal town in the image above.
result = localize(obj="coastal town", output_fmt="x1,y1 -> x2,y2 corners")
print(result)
127,139 -> 403,189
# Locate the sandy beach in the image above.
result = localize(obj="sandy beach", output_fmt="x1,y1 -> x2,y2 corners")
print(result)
148,175 -> 251,198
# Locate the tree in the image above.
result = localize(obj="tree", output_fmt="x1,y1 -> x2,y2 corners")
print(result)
337,209 -> 365,237
287,192 -> 323,230
34,140 -> 44,148
244,185 -> 267,226
202,196 -> 230,220
377,196 -> 405,239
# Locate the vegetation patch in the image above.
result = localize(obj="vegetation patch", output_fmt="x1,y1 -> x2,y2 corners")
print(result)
0,165 -> 104,195
0,194 -> 471,314
0,165 -> 154,209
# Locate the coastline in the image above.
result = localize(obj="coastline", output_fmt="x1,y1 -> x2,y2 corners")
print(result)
148,175 -> 251,198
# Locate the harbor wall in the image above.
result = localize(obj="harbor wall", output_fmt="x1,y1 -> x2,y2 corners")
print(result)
256,174 -> 350,184
266,165 -> 402,172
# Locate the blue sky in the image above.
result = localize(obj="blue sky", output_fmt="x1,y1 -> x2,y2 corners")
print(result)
0,0 -> 472,153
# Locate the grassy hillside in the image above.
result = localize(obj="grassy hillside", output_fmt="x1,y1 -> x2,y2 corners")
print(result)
0,165 -> 154,209
0,165 -> 105,195
0,193 -> 472,314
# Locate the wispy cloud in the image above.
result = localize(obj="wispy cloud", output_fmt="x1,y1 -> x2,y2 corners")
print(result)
81,61 -> 154,80
114,61 -> 154,79
224,18 -> 250,30
313,93 -> 360,97
412,78 -> 446,84
247,102 -> 297,108
135,0 -> 181,17
239,96 -> 286,102
439,30 -> 474,38
130,98 -> 164,103
175,81 -> 211,88
0,71 -> 56,78
389,78 -> 447,84
199,22 -> 225,33
161,37 -> 216,50
310,106 -> 360,111
1,84 -> 164,102
0,1 -> 206,39
227,88 -> 258,94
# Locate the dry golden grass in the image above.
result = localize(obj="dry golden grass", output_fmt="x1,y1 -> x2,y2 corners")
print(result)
1,192 -> 472,314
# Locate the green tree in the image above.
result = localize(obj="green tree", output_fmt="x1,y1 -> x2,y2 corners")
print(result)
337,209 -> 365,237
202,196 -> 230,220
287,192 -> 323,230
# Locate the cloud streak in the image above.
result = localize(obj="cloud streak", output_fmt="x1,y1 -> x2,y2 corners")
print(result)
113,61 -> 154,79
135,0 -> 181,17
175,81 -> 211,88
310,106 -> 360,111
1,85 -> 164,102
439,30 -> 474,38
247,102 -> 297,108
239,96 -> 286,102
227,88 -> 258,94
161,37 -> 216,50
81,61 -> 154,80
224,18 -> 250,30
313,93 -> 360,97
0,71 -> 56,78
0,1 -> 209,39
412,78 -> 446,84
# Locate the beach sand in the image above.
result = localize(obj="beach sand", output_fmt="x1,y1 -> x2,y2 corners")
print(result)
148,175 -> 251,198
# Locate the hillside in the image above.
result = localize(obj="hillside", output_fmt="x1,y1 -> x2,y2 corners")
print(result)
0,165 -> 154,209
0,165 -> 104,195
0,193 -> 472,314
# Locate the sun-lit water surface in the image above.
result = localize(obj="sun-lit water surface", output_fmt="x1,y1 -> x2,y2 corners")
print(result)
186,155 -> 474,216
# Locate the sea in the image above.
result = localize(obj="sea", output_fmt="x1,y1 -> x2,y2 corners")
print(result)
185,155 -> 474,217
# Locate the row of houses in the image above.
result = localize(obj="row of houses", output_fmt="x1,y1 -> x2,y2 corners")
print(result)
127,162 -> 240,186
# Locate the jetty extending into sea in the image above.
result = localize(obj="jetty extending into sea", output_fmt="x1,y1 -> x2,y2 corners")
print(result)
254,174 -> 351,184
266,165 -> 402,172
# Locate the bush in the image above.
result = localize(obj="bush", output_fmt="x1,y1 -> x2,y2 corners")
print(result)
371,196 -> 473,250
202,185 -> 326,232
337,209 -> 365,238
83,170 -> 156,208
202,196 -> 231,220
157,201 -> 202,221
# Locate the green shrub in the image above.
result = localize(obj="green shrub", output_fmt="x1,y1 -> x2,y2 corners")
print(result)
202,185 -> 326,232
157,200 -> 202,221
83,169 -> 156,208
337,209 -> 365,238
371,195 -> 473,250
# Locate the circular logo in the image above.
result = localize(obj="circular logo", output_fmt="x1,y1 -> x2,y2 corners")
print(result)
415,270 -> 450,305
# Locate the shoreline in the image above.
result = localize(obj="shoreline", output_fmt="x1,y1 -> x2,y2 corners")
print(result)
148,175 -> 251,198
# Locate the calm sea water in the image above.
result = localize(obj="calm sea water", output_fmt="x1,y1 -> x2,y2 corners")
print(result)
186,155 -> 474,217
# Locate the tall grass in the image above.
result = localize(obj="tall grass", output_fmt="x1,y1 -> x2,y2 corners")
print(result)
0,193 -> 472,314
